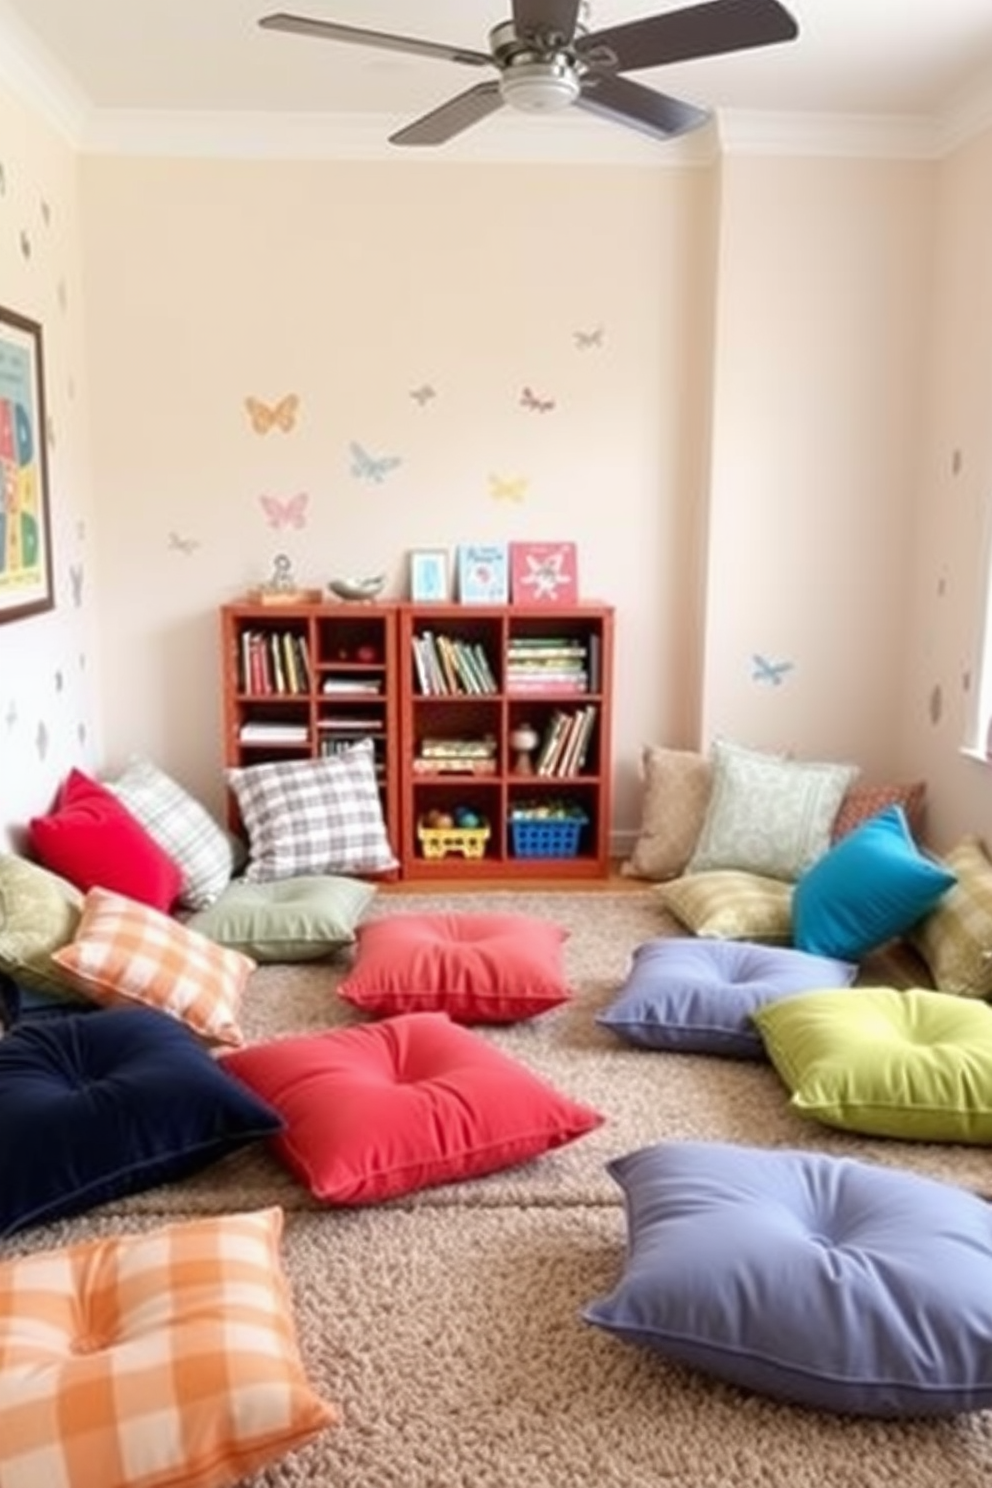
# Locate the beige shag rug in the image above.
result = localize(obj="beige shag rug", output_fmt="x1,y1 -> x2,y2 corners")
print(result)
9,891 -> 992,1487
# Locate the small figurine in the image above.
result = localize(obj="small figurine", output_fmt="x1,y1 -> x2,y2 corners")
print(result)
509,722 -> 540,775
267,552 -> 296,592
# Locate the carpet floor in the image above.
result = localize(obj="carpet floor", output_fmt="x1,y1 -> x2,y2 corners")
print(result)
9,890 -> 992,1487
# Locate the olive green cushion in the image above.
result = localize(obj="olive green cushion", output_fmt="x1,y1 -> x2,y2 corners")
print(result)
909,836 -> 992,998
656,870 -> 793,943
753,987 -> 992,1143
0,854 -> 88,999
185,874 -> 377,962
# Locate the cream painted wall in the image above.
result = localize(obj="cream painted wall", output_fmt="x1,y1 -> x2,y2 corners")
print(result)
900,125 -> 992,850
701,153 -> 935,776
78,155 -> 715,833
0,86 -> 100,853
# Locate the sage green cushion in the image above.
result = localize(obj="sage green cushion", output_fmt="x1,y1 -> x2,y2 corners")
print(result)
909,836 -> 992,998
753,987 -> 992,1143
687,739 -> 859,882
185,874 -> 377,962
0,854 -> 88,998
656,870 -> 793,943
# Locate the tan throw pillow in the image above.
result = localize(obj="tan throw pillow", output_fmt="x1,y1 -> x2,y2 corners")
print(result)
909,836 -> 992,998
622,746 -> 713,881
657,870 -> 794,943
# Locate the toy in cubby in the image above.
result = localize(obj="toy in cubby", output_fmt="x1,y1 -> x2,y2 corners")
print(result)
417,804 -> 491,859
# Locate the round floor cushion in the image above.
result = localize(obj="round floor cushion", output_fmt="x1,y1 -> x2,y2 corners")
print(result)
584,1141 -> 992,1416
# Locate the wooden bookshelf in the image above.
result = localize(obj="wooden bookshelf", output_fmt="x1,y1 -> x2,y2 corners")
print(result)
397,603 -> 614,880
219,602 -> 401,862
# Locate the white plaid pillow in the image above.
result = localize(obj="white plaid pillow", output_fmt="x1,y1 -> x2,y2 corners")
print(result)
227,741 -> 397,881
108,757 -> 237,910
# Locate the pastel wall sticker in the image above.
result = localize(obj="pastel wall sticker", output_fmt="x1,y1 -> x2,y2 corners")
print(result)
573,326 -> 604,350
259,493 -> 309,529
35,719 -> 48,761
69,565 -> 83,607
349,441 -> 402,483
489,474 -> 528,503
168,531 -> 201,555
410,384 -> 436,406
244,393 -> 299,434
752,654 -> 794,686
520,386 -> 555,414
40,199 -> 51,227
19,229 -> 30,260
929,683 -> 943,725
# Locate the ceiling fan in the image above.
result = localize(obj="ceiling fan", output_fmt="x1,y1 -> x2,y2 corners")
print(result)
258,0 -> 799,146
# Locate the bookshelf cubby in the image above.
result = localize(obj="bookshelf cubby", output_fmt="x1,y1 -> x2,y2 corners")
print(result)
220,602 -> 400,862
397,603 -> 614,880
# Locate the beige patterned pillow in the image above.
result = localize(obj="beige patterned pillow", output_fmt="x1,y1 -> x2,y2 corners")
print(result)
909,836 -> 992,998
622,746 -> 713,881
656,870 -> 794,943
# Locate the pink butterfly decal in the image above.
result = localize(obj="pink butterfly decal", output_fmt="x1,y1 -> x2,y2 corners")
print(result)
260,493 -> 309,530
520,385 -> 555,414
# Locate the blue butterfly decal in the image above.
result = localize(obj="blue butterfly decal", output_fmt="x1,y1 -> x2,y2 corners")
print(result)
349,440 -> 402,484
752,654 -> 794,686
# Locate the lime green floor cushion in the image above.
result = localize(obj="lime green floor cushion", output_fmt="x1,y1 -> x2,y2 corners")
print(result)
752,986 -> 992,1143
186,875 -> 376,962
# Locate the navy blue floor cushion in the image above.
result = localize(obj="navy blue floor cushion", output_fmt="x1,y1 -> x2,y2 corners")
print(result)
585,1140 -> 992,1416
0,1005 -> 283,1236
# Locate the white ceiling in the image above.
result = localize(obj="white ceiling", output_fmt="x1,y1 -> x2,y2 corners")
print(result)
4,0 -> 992,159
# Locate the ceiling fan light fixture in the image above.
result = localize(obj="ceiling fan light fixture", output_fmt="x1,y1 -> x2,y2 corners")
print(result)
499,59 -> 581,113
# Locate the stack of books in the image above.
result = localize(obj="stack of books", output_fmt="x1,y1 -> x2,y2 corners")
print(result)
505,637 -> 589,696
534,705 -> 598,777
414,735 -> 498,775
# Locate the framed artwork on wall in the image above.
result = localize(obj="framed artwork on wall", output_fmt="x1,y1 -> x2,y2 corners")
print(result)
457,543 -> 509,604
0,305 -> 54,623
409,549 -> 450,602
509,541 -> 579,606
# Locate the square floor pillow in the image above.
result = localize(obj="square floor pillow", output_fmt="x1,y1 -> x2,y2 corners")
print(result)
831,779 -> 927,842
687,739 -> 859,881
0,1207 -> 336,1488
909,835 -> 992,998
583,1140 -> 992,1416
186,874 -> 377,962
221,1011 -> 603,1204
227,742 -> 397,881
792,805 -> 957,960
28,768 -> 184,912
0,1006 -> 283,1237
50,887 -> 255,1046
752,985 -> 992,1142
655,870 -> 793,943
596,938 -> 857,1058
337,912 -> 571,1022
621,746 -> 713,881
0,853 -> 89,1001
107,755 -> 238,910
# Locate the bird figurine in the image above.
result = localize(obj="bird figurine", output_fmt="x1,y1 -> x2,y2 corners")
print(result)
327,573 -> 387,603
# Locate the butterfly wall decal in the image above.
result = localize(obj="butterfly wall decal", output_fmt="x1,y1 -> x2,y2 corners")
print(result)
488,474 -> 528,504
520,386 -> 555,414
168,530 -> 201,555
260,493 -> 309,530
244,393 -> 299,435
349,441 -> 402,484
573,326 -> 605,350
752,654 -> 794,686
410,384 -> 437,407
69,564 -> 83,607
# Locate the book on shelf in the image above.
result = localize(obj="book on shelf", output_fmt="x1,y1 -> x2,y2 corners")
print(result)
412,632 -> 497,696
535,704 -> 597,777
509,541 -> 579,606
238,721 -> 309,745
456,543 -> 509,604
317,716 -> 385,732
413,757 -> 497,775
419,735 -> 497,759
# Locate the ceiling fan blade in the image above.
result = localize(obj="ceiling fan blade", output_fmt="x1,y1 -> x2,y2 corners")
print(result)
257,13 -> 492,68
576,73 -> 710,140
389,81 -> 505,146
511,0 -> 582,45
577,0 -> 798,73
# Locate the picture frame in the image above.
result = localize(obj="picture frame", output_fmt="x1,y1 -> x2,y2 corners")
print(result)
510,541 -> 579,606
456,543 -> 509,605
409,549 -> 450,602
0,305 -> 54,623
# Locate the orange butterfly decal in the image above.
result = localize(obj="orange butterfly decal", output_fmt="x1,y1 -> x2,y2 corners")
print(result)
244,393 -> 299,434
260,493 -> 309,530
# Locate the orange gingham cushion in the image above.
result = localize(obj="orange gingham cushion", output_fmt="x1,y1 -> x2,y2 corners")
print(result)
0,1207 -> 335,1488
51,887 -> 254,1046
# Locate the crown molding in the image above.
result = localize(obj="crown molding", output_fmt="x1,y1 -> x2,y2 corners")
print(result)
0,0 -> 88,141
718,109 -> 940,160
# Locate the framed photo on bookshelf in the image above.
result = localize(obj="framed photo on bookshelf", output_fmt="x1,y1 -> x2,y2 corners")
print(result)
456,543 -> 509,604
409,549 -> 449,602
509,541 -> 579,606
0,304 -> 55,624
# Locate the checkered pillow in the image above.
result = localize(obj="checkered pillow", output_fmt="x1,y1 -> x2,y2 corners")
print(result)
227,742 -> 397,881
51,888 -> 254,1046
107,757 -> 237,910
910,836 -> 992,998
0,1207 -> 336,1488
